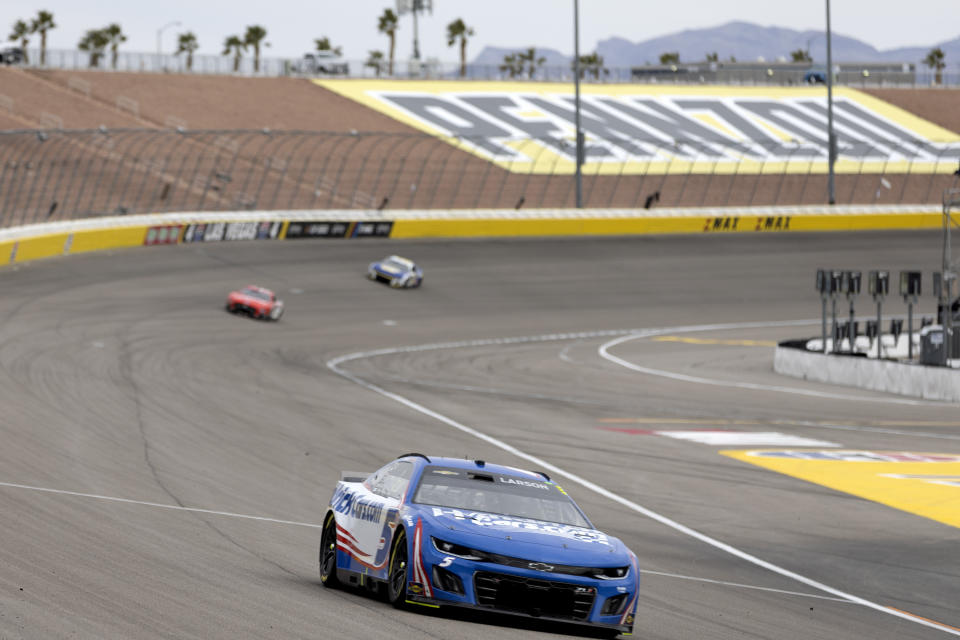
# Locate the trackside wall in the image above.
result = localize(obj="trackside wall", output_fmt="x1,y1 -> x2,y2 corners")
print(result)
0,206 -> 942,266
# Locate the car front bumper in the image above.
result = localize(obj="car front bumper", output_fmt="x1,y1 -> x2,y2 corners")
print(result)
407,545 -> 637,635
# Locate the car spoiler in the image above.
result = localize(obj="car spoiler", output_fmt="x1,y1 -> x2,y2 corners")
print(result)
340,471 -> 370,483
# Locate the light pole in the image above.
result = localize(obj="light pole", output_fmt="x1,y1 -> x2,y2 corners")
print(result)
157,21 -> 181,59
573,0 -> 583,208
825,0 -> 836,205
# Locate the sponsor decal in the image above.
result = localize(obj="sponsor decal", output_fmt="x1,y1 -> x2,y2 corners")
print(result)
430,469 -> 460,476
431,507 -> 610,544
182,221 -> 281,243
408,583 -> 424,595
331,486 -> 385,523
285,220 -> 393,239
722,449 -> 960,529
317,80 -> 960,176
498,477 -> 549,490
144,225 -> 182,246
703,216 -> 741,232
527,562 -> 555,572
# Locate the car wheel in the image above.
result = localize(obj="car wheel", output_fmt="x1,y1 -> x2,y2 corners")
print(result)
319,512 -> 341,588
386,528 -> 408,608
226,303 -> 234,313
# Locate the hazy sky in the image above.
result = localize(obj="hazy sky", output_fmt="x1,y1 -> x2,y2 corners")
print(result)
4,0 -> 958,62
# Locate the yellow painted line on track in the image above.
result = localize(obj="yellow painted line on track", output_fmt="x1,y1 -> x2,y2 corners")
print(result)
722,450 -> 960,529
652,336 -> 778,346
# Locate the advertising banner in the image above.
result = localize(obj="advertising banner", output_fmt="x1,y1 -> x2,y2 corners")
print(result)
285,220 -> 393,239
317,80 -> 960,175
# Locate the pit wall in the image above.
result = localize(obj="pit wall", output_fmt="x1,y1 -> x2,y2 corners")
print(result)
774,345 -> 960,403
0,205 -> 942,265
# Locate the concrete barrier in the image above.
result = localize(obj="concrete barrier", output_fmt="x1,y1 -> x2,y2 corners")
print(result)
0,204 -> 943,266
774,345 -> 960,403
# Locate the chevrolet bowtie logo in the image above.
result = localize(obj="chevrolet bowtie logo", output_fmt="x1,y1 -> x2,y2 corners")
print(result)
528,562 -> 555,572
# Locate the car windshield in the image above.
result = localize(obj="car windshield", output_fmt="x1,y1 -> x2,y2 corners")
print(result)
241,288 -> 271,301
413,466 -> 591,528
382,259 -> 411,271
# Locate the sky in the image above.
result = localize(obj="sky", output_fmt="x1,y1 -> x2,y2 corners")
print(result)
3,0 -> 959,63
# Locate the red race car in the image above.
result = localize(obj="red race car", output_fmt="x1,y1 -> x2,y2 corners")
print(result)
225,285 -> 284,321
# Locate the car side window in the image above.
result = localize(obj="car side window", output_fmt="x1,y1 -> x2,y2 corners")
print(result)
370,461 -> 414,499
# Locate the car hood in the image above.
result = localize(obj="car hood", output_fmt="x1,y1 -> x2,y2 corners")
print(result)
419,507 -> 629,564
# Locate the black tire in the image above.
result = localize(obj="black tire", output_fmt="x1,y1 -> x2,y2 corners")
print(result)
318,512 -> 340,588
386,528 -> 408,608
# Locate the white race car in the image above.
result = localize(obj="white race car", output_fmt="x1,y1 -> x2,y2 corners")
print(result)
367,255 -> 423,289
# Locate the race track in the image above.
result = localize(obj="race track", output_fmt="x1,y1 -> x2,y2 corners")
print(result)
0,231 -> 957,640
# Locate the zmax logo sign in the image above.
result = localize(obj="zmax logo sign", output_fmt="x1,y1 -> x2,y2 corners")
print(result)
317,81 -> 960,176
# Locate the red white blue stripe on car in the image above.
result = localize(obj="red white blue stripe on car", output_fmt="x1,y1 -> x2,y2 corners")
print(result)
411,518 -> 433,598
337,522 -> 389,571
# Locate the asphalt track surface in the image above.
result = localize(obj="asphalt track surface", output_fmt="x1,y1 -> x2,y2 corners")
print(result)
0,231 -> 958,640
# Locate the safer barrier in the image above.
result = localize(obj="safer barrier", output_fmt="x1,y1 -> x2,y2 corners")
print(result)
0,205 -> 943,266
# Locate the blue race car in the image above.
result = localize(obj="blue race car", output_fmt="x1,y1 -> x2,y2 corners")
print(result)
367,255 -> 423,288
319,454 -> 640,637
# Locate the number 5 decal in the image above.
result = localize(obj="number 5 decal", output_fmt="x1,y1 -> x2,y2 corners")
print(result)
439,556 -> 455,568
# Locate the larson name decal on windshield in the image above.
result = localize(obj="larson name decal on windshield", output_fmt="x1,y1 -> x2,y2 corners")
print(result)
498,477 -> 549,490
431,508 -> 609,544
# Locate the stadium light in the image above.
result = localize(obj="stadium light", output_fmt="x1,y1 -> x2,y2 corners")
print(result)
573,0 -> 583,209
157,21 -> 181,58
825,0 -> 836,205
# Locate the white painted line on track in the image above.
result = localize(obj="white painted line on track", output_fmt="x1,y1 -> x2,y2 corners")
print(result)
598,325 -> 954,406
0,481 -> 851,608
327,322 -> 960,637
655,430 -> 840,447
641,570 -> 851,603
0,481 -> 323,529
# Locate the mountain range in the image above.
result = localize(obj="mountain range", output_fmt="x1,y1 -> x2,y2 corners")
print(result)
472,21 -> 959,68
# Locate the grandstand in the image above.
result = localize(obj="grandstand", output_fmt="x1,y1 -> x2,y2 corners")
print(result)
1,67 -> 958,224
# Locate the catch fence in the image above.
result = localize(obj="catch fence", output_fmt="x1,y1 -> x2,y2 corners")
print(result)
1,129 -> 958,228
6,47 -> 960,87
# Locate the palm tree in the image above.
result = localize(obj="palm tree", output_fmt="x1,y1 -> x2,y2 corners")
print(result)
577,51 -> 607,80
518,47 -> 545,79
377,8 -> 399,76
499,52 -> 523,79
659,52 -> 680,65
222,35 -> 246,72
446,18 -> 474,78
8,20 -> 30,64
103,23 -> 126,69
244,25 -> 268,73
790,48 -> 811,63
31,11 -> 55,66
705,52 -> 719,63
924,47 -> 946,85
78,28 -> 108,68
314,36 -> 342,56
365,50 -> 386,77
176,31 -> 199,71
500,53 -> 523,78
